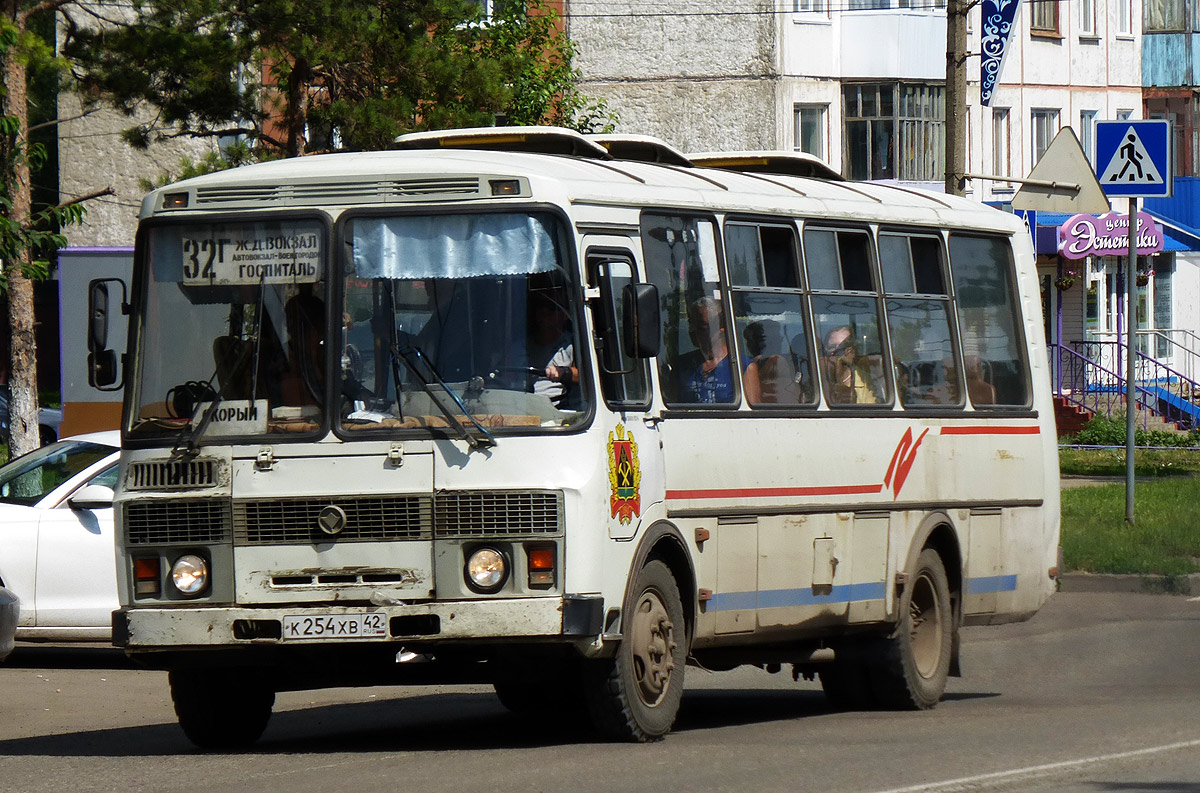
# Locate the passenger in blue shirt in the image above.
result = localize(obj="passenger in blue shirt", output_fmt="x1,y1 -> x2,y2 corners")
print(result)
679,297 -> 742,403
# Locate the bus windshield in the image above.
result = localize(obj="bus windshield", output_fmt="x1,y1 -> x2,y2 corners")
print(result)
339,212 -> 587,434
130,218 -> 328,441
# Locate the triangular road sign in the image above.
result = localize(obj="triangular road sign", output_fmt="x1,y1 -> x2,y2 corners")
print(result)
1013,129 -> 1110,214
1098,126 -> 1165,186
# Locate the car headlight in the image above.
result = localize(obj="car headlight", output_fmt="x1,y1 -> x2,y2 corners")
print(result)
465,547 -> 508,593
170,554 -> 209,597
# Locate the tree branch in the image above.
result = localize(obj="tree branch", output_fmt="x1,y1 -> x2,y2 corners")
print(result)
29,109 -> 96,134
19,0 -> 79,26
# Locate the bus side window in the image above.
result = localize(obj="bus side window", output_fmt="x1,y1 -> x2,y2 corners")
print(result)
805,226 -> 891,407
948,234 -> 1031,407
880,232 -> 961,408
726,220 -> 814,407
641,214 -> 738,407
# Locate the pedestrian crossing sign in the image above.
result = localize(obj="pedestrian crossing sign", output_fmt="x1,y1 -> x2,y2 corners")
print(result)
1095,120 -> 1172,198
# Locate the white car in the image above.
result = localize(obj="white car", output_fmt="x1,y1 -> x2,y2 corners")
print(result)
0,431 -> 120,641
0,586 -> 16,660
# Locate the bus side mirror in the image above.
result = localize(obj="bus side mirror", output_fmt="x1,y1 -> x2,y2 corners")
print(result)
622,283 -> 660,359
88,278 -> 127,391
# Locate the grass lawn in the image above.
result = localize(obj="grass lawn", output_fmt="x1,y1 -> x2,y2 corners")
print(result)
1061,477 -> 1200,576
1059,446 -> 1200,477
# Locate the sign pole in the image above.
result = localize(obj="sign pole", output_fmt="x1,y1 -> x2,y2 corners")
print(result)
1126,197 -> 1137,525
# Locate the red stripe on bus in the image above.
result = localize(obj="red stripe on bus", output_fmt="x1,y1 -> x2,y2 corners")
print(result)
666,484 -> 884,500
939,426 -> 1041,435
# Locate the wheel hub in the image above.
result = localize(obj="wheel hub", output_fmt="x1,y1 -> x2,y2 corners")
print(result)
630,589 -> 677,706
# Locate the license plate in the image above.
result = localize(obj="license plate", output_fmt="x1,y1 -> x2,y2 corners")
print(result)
281,613 -> 388,641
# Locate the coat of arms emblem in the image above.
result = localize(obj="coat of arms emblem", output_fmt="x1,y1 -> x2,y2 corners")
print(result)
608,423 -> 641,524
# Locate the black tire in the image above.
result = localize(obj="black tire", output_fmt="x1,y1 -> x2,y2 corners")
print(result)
584,560 -> 687,742
170,668 -> 275,750
867,548 -> 953,710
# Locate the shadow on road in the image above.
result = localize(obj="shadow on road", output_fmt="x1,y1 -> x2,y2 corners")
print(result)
0,685 -> 899,756
4,644 -> 136,671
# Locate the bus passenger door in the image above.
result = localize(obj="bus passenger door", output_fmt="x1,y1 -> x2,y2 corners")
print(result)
586,245 -> 663,542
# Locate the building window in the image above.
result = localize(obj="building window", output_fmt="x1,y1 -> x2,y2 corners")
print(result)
1080,0 -> 1097,34
992,108 -> 1011,186
1117,0 -> 1132,33
1031,0 -> 1059,32
1145,0 -> 1186,30
794,104 -> 827,159
794,0 -> 827,12
1079,110 -> 1098,164
844,83 -> 944,182
1031,108 -> 1060,163
1116,109 -> 1133,120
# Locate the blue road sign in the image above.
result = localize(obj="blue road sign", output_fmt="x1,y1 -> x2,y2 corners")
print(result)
1095,120 -> 1172,198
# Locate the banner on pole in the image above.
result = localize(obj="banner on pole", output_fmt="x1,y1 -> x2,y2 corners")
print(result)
980,0 -> 1021,107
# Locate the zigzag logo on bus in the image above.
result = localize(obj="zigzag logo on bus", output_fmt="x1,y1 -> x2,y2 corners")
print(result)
884,427 -> 930,500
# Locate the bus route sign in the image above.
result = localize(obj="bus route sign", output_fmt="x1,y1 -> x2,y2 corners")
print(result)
1095,119 -> 1172,198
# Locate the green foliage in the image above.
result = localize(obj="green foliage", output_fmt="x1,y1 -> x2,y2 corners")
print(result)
66,0 -> 616,158
1062,414 -> 1200,449
1061,478 -> 1200,575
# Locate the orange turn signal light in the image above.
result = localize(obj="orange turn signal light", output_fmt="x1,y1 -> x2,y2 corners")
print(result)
134,557 -> 161,597
526,547 -> 555,587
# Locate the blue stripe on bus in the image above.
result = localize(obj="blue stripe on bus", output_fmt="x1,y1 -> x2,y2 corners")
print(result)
967,574 -> 1018,594
709,582 -> 888,612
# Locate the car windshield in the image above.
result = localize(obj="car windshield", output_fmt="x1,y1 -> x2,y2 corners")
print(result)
339,211 -> 588,434
130,218 -> 327,441
0,440 -> 115,506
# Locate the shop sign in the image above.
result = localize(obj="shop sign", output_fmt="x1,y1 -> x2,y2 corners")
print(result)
1057,211 -> 1164,260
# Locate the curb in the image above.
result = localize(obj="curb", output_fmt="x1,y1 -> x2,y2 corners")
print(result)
1058,572 -> 1200,595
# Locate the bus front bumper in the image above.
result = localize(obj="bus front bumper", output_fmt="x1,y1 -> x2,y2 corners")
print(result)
113,595 -> 603,649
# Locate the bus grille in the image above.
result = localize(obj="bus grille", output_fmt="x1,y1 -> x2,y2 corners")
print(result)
434,490 -> 563,537
123,490 -> 562,546
233,496 -> 433,545
127,459 -> 219,490
125,499 -> 231,544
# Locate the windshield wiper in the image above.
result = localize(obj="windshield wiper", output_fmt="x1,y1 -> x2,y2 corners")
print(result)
391,344 -> 496,450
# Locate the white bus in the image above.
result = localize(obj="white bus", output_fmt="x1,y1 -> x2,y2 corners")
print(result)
89,127 -> 1060,748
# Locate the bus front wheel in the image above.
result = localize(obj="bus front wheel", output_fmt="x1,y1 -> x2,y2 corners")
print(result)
870,548 -> 953,709
585,560 -> 687,742
170,668 -> 275,750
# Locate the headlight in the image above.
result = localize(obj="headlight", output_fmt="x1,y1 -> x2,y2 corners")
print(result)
170,554 -> 209,596
465,547 -> 508,593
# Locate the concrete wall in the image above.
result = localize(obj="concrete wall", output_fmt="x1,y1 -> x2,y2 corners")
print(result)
57,3 -> 216,248
568,0 -> 780,152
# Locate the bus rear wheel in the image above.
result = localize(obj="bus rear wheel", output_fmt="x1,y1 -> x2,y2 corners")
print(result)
869,548 -> 953,710
170,668 -> 275,750
585,560 -> 687,742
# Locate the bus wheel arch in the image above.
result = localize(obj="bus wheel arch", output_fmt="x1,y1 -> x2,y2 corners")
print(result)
902,514 -> 964,677
628,522 -> 696,643
584,521 -> 693,741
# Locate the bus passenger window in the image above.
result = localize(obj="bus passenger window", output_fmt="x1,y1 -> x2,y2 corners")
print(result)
813,298 -> 889,406
949,234 -> 1031,407
805,228 -> 874,292
880,232 -> 960,408
733,293 -> 815,406
642,214 -> 738,406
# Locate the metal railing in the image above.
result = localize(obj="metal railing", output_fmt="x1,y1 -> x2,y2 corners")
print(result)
1088,328 -> 1200,384
1050,343 -> 1156,433
1053,340 -> 1200,431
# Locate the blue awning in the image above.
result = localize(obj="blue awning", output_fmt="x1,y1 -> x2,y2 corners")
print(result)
1030,210 -> 1200,254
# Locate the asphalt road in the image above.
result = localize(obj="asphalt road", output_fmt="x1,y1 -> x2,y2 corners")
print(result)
1,592 -> 1198,793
